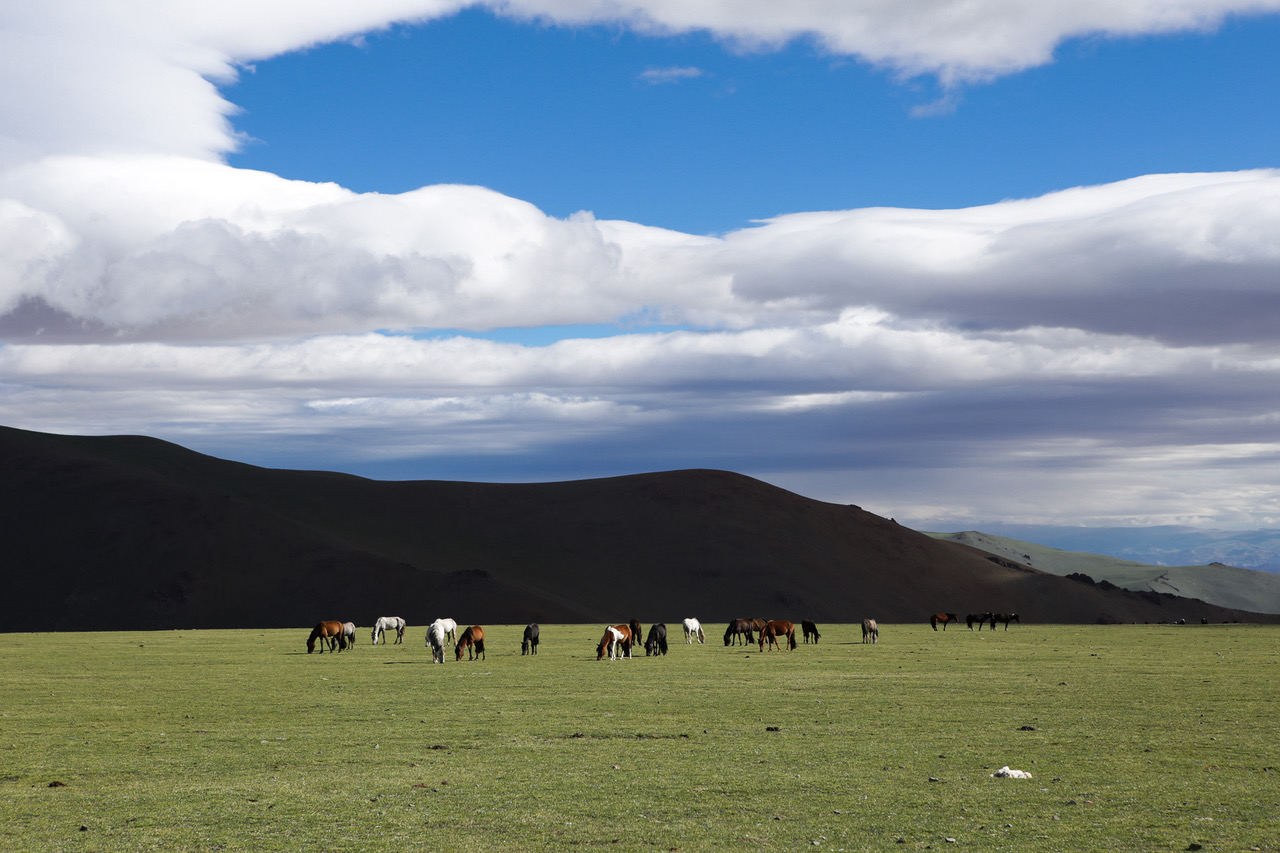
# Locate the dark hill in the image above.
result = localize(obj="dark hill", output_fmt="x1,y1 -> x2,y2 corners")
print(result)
1,425 -> 1272,631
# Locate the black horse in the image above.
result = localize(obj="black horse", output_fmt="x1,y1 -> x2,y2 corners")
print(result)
724,618 -> 755,646
966,612 -> 995,631
645,622 -> 668,656
801,620 -> 820,644
522,623 -> 540,655
993,612 -> 1021,630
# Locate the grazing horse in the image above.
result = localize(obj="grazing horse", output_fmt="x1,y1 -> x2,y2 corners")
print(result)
645,623 -> 668,656
966,613 -> 995,631
930,613 -> 959,631
456,626 -> 486,661
993,612 -> 1021,630
436,618 -> 459,645
724,619 -> 755,646
339,621 -> 357,650
759,620 -> 797,651
372,616 -> 406,645
426,619 -> 449,663
596,624 -> 633,660
522,623 -> 540,655
307,621 -> 346,654
682,618 -> 705,644
801,620 -> 821,644
629,620 -> 643,649
862,619 -> 879,644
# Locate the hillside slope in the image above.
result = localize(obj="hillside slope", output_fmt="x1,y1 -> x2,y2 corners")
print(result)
1,425 -> 1273,631
927,531 -> 1280,614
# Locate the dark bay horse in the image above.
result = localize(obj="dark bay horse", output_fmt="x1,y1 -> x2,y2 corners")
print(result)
522,623 -> 540,655
930,613 -> 959,631
801,620 -> 820,644
862,619 -> 878,644
724,619 -> 755,646
597,624 -> 633,660
645,623 -> 668,656
966,612 -> 995,631
759,620 -> 797,651
307,621 -> 346,653
993,612 -> 1020,630
455,626 -> 486,661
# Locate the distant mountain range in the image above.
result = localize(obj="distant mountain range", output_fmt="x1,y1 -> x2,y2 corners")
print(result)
947,524 -> 1280,574
2,424 -> 1275,631
925,531 -> 1280,614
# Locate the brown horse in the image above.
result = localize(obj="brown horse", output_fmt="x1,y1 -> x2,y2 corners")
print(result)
930,613 -> 959,631
307,620 -> 346,653
759,620 -> 797,651
862,618 -> 879,644
724,619 -> 755,646
596,624 -> 633,660
455,626 -> 486,661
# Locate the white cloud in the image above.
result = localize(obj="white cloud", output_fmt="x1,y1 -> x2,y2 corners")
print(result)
4,2 -> 1280,526
10,162 -> 1277,346
638,66 -> 705,84
6,1 -> 1280,167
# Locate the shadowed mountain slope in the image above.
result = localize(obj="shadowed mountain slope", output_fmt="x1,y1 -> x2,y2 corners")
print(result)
2,425 -> 1273,631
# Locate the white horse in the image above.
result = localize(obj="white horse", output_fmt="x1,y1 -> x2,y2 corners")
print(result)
426,619 -> 449,663
371,615 -> 406,645
340,621 -> 357,650
682,617 -> 705,644
435,618 -> 458,645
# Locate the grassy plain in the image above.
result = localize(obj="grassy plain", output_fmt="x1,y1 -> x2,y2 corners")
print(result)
1,623 -> 1277,852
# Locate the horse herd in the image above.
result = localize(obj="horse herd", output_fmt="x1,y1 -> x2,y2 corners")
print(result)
930,612 -> 1021,631
308,612 -> 1016,657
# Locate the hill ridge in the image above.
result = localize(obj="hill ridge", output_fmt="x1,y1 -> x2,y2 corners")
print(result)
2,425 -> 1274,630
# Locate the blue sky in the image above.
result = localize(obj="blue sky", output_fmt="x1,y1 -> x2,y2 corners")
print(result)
4,2 -> 1280,532
227,10 -> 1280,234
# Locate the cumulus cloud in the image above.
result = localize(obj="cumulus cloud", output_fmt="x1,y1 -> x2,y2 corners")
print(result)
3,158 -> 1277,347
4,2 -> 1280,526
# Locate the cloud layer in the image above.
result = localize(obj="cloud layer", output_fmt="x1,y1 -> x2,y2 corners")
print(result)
3,2 -> 1280,527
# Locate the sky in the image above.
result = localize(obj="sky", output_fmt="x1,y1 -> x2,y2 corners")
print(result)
3,1 -> 1280,531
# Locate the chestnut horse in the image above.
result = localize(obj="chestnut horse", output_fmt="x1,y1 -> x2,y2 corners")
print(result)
930,613 -> 959,631
455,626 -> 486,661
596,624 -> 633,660
307,621 -> 346,653
862,618 -> 879,644
759,620 -> 797,651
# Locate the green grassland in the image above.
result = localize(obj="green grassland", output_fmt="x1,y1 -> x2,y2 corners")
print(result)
2,623 -> 1277,852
